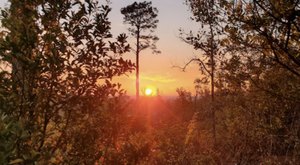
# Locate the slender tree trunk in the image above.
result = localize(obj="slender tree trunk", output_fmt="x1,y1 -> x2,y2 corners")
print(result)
136,28 -> 140,100
210,24 -> 216,146
211,54 -> 216,146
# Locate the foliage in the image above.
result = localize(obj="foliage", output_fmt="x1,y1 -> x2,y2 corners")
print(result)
180,0 -> 229,145
0,0 -> 134,164
223,0 -> 300,77
0,0 -> 299,164
179,0 -> 300,164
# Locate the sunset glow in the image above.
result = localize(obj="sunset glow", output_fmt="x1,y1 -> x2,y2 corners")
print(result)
145,88 -> 153,96
109,0 -> 199,96
1,0 -> 298,164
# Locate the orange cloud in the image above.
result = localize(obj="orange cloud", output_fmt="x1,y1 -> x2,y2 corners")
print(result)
129,74 -> 176,83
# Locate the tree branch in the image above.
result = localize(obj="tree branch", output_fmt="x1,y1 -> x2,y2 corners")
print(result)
173,58 -> 211,76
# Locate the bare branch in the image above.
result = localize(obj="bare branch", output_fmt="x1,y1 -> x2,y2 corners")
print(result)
172,57 -> 211,76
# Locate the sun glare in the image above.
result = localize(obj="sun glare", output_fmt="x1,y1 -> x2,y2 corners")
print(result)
145,88 -> 153,96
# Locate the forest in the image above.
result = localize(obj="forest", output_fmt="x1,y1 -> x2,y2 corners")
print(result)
0,0 -> 299,164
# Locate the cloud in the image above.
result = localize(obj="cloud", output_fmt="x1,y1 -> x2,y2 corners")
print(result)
129,74 -> 176,83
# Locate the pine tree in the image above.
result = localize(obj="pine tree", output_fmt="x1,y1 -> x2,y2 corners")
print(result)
121,1 -> 160,99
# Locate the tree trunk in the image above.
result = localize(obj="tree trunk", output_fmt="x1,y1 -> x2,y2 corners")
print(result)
136,28 -> 140,100
210,24 -> 216,146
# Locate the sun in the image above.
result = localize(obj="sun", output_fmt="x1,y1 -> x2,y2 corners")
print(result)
145,88 -> 153,96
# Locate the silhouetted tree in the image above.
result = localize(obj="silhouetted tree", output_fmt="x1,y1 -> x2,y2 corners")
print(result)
0,0 -> 133,164
223,0 -> 300,77
182,0 -> 300,163
121,1 -> 160,99
181,0 -> 226,145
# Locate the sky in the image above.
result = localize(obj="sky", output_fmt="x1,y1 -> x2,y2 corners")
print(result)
0,0 -> 203,96
109,0 -> 201,96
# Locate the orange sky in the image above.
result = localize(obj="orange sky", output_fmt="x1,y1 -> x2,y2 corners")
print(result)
0,0 -> 204,96
110,0 -> 203,96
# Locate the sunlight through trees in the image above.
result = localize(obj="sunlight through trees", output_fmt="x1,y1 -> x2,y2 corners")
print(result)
0,0 -> 299,164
